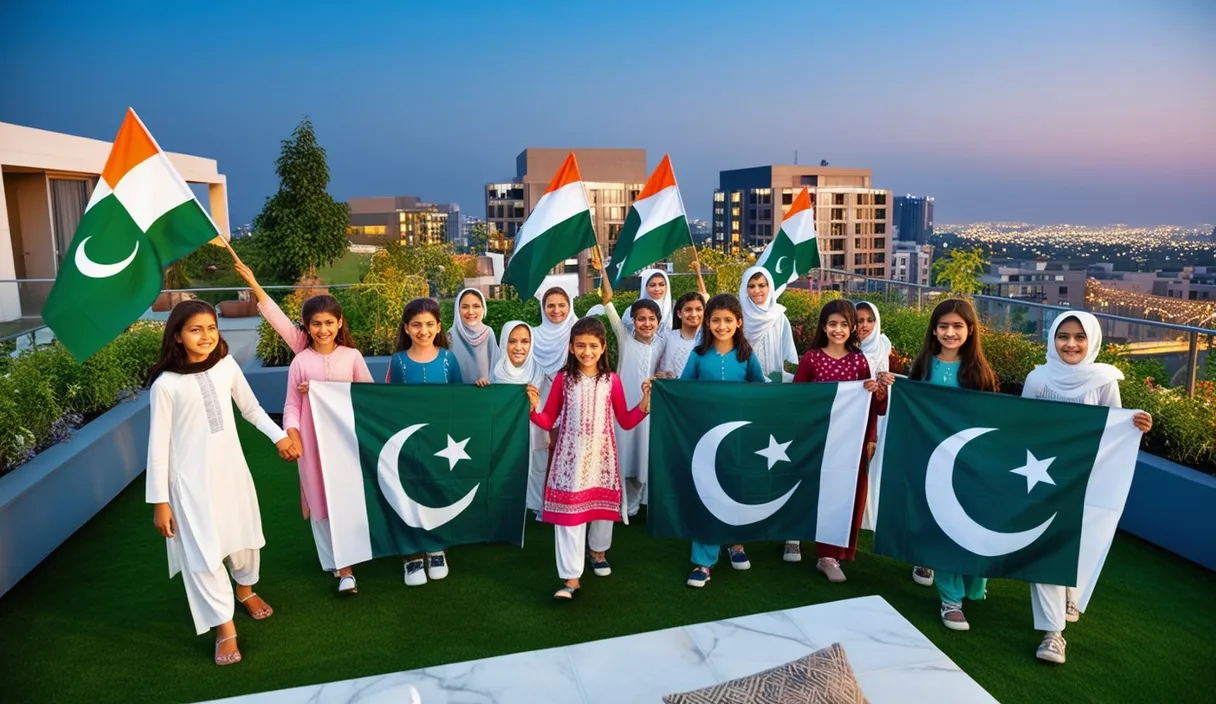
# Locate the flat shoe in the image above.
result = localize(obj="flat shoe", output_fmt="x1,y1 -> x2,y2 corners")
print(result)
553,585 -> 580,600
236,592 -> 273,620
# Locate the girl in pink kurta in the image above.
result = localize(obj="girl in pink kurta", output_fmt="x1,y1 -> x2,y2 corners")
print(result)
283,295 -> 374,595
792,299 -> 883,584
527,317 -> 651,601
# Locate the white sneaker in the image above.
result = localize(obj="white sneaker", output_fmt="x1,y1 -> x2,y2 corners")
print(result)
1036,632 -> 1066,664
1065,600 -> 1080,623
404,559 -> 428,586
338,575 -> 358,594
912,566 -> 935,586
816,558 -> 847,583
426,552 -> 449,580
940,602 -> 970,631
783,541 -> 802,563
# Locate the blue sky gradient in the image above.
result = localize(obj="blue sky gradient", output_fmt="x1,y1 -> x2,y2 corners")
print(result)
2,0 -> 1213,226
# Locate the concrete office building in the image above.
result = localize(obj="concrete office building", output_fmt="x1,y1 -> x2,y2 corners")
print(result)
711,165 -> 893,278
891,241 -> 934,286
979,258 -> 1087,308
486,148 -> 647,289
893,195 -> 934,244
347,196 -> 456,247
0,121 -> 230,330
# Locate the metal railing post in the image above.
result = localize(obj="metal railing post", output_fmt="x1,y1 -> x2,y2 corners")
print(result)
1186,331 -> 1199,397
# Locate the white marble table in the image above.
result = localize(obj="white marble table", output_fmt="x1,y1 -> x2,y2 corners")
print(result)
203,595 -> 997,704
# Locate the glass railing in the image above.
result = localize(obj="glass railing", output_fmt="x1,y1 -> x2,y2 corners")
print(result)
814,268 -> 1214,396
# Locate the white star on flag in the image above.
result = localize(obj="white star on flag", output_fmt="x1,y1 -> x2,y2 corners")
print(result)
754,435 -> 792,471
434,435 -> 472,471
1010,450 -> 1057,492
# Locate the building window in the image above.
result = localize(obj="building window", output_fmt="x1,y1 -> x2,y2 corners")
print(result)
873,253 -> 885,264
855,237 -> 864,249
830,208 -> 845,220
511,204 -> 524,218
782,191 -> 794,205
760,208 -> 771,220
609,206 -> 622,220
748,208 -> 757,220
714,191 -> 725,202
875,223 -> 886,234
830,254 -> 845,268
857,193 -> 871,206
829,238 -> 845,251
875,208 -> 886,220
833,193 -> 846,205
874,238 -> 885,249
830,223 -> 846,236
874,193 -> 887,205
854,253 -> 866,266
731,191 -> 742,204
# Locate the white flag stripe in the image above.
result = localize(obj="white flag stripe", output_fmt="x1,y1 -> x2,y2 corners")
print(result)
778,208 -> 816,244
815,381 -> 873,546
632,185 -> 685,241
512,181 -> 589,252
1075,406 -> 1141,609
861,413 -> 890,531
111,152 -> 201,233
85,178 -> 113,213
310,382 -> 374,568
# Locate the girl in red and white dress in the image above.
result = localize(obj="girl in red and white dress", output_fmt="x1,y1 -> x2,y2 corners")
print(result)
527,317 -> 652,601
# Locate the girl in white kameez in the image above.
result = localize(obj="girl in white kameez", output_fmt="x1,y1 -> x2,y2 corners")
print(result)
739,267 -> 801,562
602,279 -> 667,519
490,320 -> 549,516
621,268 -> 672,335
1021,311 -> 1151,665
146,301 -> 299,666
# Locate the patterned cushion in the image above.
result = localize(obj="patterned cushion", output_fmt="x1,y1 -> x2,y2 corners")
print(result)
662,643 -> 868,704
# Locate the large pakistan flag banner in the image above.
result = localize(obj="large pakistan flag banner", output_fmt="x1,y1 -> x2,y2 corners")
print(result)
648,380 -> 872,545
309,382 -> 530,567
872,382 -> 1142,608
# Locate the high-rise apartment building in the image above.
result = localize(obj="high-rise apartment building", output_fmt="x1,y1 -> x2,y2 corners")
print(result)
711,166 -> 893,278
347,196 -> 454,247
891,241 -> 934,286
486,148 -> 647,288
893,195 -> 934,244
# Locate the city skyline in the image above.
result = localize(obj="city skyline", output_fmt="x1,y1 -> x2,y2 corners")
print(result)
2,0 -> 1213,229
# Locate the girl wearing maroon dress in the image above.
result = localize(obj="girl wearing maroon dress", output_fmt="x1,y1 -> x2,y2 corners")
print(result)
792,300 -> 883,583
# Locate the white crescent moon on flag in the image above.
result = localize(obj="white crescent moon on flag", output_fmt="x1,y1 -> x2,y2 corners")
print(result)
925,427 -> 1056,557
691,421 -> 800,526
75,236 -> 140,279
774,256 -> 789,275
377,423 -> 479,530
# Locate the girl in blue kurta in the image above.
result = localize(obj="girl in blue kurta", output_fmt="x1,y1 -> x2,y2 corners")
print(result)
680,294 -> 767,588
385,297 -> 463,586
905,299 -> 1001,631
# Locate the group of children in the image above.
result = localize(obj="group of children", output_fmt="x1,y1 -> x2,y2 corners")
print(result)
144,261 -> 1151,668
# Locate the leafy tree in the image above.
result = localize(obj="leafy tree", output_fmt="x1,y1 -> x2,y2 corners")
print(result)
932,246 -> 988,295
696,246 -> 754,295
467,222 -> 490,254
379,241 -> 465,297
252,118 -> 350,282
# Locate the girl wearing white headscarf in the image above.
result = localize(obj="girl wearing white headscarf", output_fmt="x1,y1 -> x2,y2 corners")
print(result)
491,320 -> 550,515
622,269 -> 672,334
739,266 -> 798,383
1022,311 -> 1152,666
855,301 -> 895,535
854,301 -> 893,381
449,288 -> 498,385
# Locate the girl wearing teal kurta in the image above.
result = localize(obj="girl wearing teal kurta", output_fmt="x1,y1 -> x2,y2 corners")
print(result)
681,294 -> 767,588
905,299 -> 1001,631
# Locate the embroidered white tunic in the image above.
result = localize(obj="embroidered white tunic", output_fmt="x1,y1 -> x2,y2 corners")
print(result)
605,304 -> 666,483
660,328 -> 700,378
146,356 -> 287,578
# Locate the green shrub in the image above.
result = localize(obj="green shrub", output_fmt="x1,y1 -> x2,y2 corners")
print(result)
0,323 -> 164,475
981,329 -> 1045,392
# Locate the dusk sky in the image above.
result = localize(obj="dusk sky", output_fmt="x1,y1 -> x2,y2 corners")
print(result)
2,0 -> 1213,227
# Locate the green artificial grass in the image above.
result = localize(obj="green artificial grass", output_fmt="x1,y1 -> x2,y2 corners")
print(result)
1,419 -> 1213,704
315,251 -> 372,285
